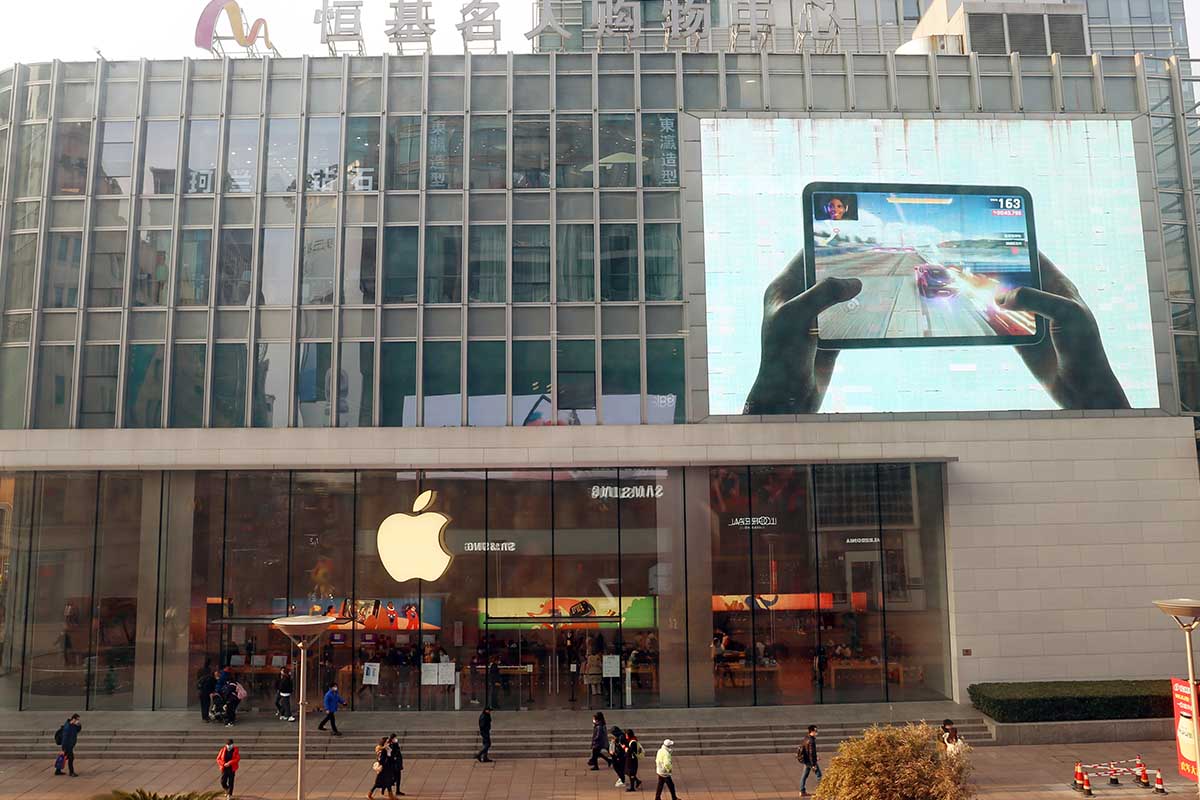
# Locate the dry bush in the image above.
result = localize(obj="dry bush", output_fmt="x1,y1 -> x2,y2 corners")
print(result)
813,723 -> 974,800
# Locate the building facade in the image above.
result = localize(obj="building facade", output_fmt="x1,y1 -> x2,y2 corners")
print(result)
0,50 -> 1197,714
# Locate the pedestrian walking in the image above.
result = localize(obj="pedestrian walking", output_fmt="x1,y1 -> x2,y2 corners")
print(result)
625,729 -> 644,792
588,712 -> 610,769
475,707 -> 493,762
388,733 -> 406,796
216,738 -> 239,800
197,663 -> 216,722
654,739 -> 679,800
275,666 -> 295,721
610,726 -> 628,788
53,714 -> 81,777
318,683 -> 346,735
798,725 -> 821,797
367,736 -> 396,800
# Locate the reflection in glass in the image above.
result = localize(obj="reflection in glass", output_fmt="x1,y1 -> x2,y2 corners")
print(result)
423,340 -> 462,426
512,116 -> 550,189
169,343 -> 206,427
89,231 -> 126,307
557,224 -> 595,302
176,229 -> 212,306
142,120 -> 179,195
424,227 -> 463,303
338,341 -> 374,427
96,121 -> 135,195
124,343 -> 165,428
253,342 -> 289,427
602,339 -> 641,424
13,124 -> 47,197
598,114 -> 636,188
556,339 -> 596,425
296,341 -> 333,427
600,224 -> 638,301
259,229 -> 295,305
386,116 -> 421,190
23,472 -> 97,708
468,226 -> 506,303
342,227 -> 377,304
641,113 -> 680,188
556,115 -> 594,188
513,340 -> 551,425
383,227 -> 419,303
426,116 -> 464,190
223,119 -> 259,192
646,339 -> 685,424
51,121 -> 91,195
380,341 -> 416,426
0,349 -> 28,429
644,223 -> 682,300
305,117 -> 341,192
43,232 -> 83,308
133,230 -> 171,307
79,345 -> 119,428
470,116 -> 507,190
300,228 -> 336,304
468,340 -> 506,426
211,342 -> 248,427
34,346 -> 74,428
3,234 -> 37,310
223,471 -> 289,617
218,229 -> 253,306
513,225 -> 551,302
184,119 -> 219,194
265,118 -> 300,192
345,117 -> 381,191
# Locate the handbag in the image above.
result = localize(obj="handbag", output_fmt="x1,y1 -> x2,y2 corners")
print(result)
372,760 -> 383,774
54,752 -> 65,772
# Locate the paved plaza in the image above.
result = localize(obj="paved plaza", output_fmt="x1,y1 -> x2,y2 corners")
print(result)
0,740 -> 1183,799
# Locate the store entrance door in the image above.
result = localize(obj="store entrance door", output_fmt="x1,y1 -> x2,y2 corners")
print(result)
485,621 -> 621,711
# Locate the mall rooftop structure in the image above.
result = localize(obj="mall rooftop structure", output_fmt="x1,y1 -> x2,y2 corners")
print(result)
0,0 -> 1195,716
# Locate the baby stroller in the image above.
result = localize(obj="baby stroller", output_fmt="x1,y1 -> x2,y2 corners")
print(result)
209,690 -> 230,723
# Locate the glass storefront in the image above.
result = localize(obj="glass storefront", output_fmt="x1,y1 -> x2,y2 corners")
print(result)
0,463 -> 949,711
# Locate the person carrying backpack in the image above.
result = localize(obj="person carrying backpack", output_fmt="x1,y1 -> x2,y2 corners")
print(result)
625,728 -> 645,792
216,738 -> 239,800
54,714 -> 82,777
798,725 -> 821,797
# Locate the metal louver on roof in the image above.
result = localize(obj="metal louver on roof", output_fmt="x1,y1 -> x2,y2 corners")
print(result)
1007,13 -> 1049,55
968,13 -> 1007,54
1048,15 -> 1087,55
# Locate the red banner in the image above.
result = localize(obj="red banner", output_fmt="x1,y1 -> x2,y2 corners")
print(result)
1172,677 -> 1198,782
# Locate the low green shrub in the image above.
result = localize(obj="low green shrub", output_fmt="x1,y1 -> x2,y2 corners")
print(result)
967,680 -> 1172,723
814,722 -> 973,800
92,791 -> 222,800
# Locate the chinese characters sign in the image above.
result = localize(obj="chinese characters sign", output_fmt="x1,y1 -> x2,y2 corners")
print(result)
1173,678 -> 1199,782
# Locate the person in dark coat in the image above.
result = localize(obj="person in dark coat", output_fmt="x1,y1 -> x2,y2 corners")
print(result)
275,667 -> 295,721
198,665 -> 217,722
624,728 -> 644,791
388,733 -> 405,796
588,712 -> 610,769
799,725 -> 821,796
610,726 -> 628,788
55,714 -> 81,776
367,737 -> 396,800
475,707 -> 493,762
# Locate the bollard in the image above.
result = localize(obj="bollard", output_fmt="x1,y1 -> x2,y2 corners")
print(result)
1154,769 -> 1167,794
1082,772 -> 1094,797
1072,761 -> 1085,792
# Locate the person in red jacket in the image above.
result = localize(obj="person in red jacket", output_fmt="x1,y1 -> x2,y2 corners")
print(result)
216,738 -> 240,800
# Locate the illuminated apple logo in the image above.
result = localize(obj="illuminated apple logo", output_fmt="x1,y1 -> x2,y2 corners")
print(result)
376,490 -> 453,583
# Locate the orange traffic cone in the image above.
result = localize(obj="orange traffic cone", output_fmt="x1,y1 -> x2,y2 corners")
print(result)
1154,769 -> 1167,794
1138,764 -> 1151,788
1072,762 -> 1085,792
1108,761 -> 1120,785
1081,772 -> 1094,797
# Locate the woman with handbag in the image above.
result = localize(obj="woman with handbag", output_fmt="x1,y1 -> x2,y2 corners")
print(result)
367,736 -> 396,800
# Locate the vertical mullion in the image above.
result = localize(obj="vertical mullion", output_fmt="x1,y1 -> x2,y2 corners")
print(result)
329,54 -> 351,429
505,53 -> 515,426
461,53 -> 472,427
290,56 -> 311,429
85,472 -> 102,709
200,56 -> 225,429
17,472 -> 42,709
875,464 -> 890,702
811,466 -> 823,704
374,53 -> 390,428
244,56 -> 270,427
160,59 -> 191,431
414,53 -> 428,427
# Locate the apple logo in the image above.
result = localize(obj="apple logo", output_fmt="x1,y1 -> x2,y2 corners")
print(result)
376,489 -> 454,583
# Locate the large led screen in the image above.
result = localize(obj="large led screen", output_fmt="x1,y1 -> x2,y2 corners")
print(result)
702,119 -> 1158,414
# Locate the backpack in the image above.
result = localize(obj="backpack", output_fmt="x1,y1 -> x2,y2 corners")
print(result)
54,725 -> 63,746
634,741 -> 645,759
234,682 -> 247,701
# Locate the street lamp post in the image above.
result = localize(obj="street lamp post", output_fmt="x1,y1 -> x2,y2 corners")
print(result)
273,615 -> 336,800
1154,599 -> 1200,799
